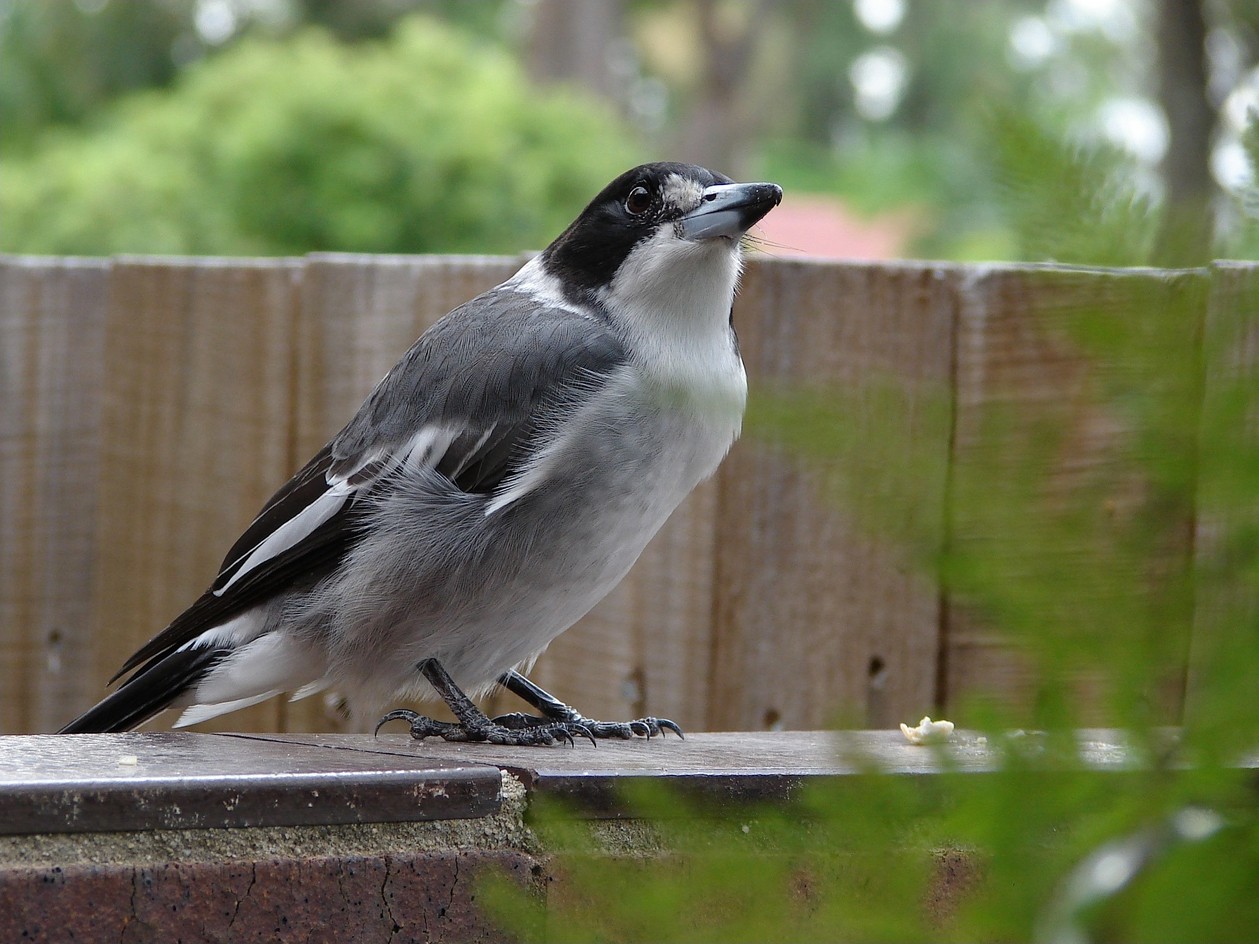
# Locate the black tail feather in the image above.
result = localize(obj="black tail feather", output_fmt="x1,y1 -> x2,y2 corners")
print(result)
59,647 -> 229,734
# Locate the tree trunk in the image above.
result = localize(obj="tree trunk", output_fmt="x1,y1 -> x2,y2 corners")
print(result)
524,0 -> 624,101
1155,0 -> 1214,265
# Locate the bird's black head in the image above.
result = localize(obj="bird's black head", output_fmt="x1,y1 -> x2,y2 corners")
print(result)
540,162 -> 782,304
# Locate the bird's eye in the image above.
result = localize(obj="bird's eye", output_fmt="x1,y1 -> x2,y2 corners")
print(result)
625,186 -> 652,216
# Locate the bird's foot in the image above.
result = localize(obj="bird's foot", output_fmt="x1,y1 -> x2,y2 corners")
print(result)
491,710 -> 683,740
375,708 -> 595,747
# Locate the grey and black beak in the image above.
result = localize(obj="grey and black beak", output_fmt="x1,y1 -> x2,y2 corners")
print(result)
677,181 -> 783,241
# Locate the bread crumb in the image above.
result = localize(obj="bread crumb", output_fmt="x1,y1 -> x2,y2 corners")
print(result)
899,716 -> 954,745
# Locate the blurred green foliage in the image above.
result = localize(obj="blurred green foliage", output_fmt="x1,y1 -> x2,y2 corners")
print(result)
475,133 -> 1259,944
0,0 -> 189,152
0,16 -> 638,255
2,2 -> 1253,262
989,110 -> 1160,267
477,259 -> 1259,939
485,757 -> 1259,942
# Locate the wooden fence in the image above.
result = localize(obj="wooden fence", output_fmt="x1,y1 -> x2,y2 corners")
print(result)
1,254 -> 1255,735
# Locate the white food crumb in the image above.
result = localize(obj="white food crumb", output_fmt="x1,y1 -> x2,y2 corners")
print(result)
117,754 -> 139,766
899,716 -> 955,745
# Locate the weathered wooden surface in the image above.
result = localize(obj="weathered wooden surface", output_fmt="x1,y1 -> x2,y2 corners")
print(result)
945,266 -> 1205,722
0,730 -> 1194,835
711,259 -> 955,731
0,258 -> 109,735
88,258 -> 303,733
1190,262 -> 1259,713
0,732 -> 500,835
1,255 -> 1254,736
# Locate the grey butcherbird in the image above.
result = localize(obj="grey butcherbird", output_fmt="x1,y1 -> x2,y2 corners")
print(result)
61,162 -> 782,745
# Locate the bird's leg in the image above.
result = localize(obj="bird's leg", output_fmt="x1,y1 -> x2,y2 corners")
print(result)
375,659 -> 595,746
494,670 -> 683,740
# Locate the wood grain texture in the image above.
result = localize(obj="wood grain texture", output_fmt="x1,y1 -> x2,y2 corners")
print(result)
708,259 -> 956,731
288,254 -> 522,730
248,728 -> 1180,783
2,256 -> 1232,738
945,266 -> 1206,723
0,258 -> 109,734
1189,262 -> 1259,715
88,258 -> 301,734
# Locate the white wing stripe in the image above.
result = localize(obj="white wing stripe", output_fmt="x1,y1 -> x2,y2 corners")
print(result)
446,424 -> 496,480
213,480 -> 355,596
403,426 -> 456,471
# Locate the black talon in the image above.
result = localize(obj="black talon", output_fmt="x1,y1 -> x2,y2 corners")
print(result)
658,718 -> 685,739
378,662 -> 685,749
375,708 -> 421,736
495,670 -> 684,743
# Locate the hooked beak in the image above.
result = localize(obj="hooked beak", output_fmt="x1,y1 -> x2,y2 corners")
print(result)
677,181 -> 783,241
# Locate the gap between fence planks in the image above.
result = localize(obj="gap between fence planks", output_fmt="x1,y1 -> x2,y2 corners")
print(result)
1,254 -> 1254,736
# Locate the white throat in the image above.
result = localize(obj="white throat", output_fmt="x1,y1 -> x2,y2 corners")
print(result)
599,231 -> 747,415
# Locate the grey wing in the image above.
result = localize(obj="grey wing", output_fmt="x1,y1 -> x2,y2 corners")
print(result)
113,290 -> 626,679
329,289 -> 625,494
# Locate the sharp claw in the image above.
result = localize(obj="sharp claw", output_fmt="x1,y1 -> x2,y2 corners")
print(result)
374,709 -> 419,736
629,721 -> 651,738
576,723 -> 598,746
659,719 -> 685,739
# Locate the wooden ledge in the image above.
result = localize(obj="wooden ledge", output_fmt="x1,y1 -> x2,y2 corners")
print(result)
4,729 -> 1251,942
0,732 -> 501,835
0,729 -> 1187,834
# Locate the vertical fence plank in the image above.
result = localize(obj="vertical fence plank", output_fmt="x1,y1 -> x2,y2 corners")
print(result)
0,257 -> 109,734
946,267 -> 1206,722
1189,262 -> 1259,714
289,254 -> 522,730
88,258 -> 301,733
3,256 -> 1224,736
708,259 -> 957,731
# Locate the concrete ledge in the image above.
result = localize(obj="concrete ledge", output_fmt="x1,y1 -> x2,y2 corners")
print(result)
2,770 -> 536,944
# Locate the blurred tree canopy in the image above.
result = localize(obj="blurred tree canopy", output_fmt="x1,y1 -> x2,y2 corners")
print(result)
0,0 -> 1254,258
0,12 -> 637,255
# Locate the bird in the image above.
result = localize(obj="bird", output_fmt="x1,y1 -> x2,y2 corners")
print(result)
60,162 -> 782,745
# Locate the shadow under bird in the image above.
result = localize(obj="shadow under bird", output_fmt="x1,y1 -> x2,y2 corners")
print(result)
60,162 -> 782,745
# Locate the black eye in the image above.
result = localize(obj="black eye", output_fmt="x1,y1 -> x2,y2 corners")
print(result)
625,185 -> 652,216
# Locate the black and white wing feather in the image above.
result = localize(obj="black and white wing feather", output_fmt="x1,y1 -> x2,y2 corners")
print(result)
78,288 -> 626,712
